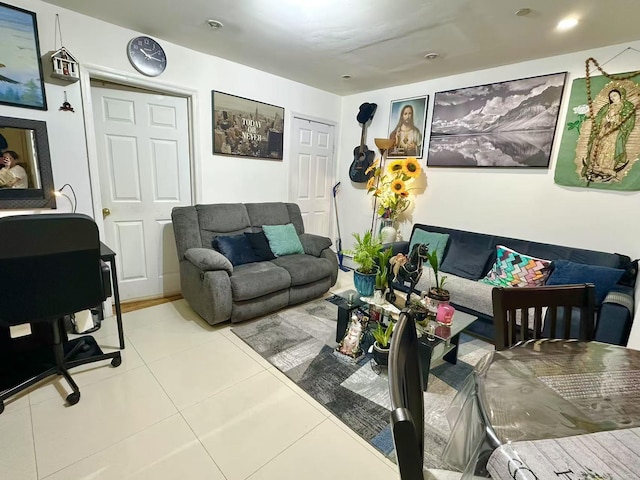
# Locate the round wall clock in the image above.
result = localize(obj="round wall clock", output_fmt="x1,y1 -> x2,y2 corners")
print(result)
127,36 -> 167,77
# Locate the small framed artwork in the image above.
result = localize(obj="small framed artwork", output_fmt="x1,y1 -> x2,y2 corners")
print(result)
212,91 -> 285,160
0,2 -> 47,110
387,95 -> 429,159
427,72 -> 567,168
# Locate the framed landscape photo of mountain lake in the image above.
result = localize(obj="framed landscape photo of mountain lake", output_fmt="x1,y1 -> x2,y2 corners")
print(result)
387,95 -> 428,159
427,72 -> 567,168
212,91 -> 284,160
0,3 -> 47,110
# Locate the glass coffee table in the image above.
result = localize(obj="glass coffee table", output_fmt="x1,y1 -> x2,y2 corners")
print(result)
331,289 -> 478,391
415,310 -> 477,391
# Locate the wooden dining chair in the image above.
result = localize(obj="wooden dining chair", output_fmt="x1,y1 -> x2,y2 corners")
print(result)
492,283 -> 596,351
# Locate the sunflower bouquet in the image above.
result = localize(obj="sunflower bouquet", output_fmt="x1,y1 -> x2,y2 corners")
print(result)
365,157 -> 422,221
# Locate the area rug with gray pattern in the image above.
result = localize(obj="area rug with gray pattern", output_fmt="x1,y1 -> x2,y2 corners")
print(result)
231,295 -> 493,469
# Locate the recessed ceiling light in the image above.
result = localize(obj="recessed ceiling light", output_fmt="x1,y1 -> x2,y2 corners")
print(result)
341,74 -> 352,79
557,17 -> 578,31
424,52 -> 439,61
207,19 -> 224,29
515,8 -> 532,16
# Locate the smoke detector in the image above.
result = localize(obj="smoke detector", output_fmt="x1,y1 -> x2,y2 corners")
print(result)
207,19 -> 224,29
424,52 -> 439,61
515,8 -> 532,16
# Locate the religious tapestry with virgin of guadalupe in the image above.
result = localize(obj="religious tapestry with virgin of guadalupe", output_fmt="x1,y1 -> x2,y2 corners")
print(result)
555,72 -> 640,191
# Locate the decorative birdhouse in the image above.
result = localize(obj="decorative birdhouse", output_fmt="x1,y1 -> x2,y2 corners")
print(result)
51,47 -> 79,82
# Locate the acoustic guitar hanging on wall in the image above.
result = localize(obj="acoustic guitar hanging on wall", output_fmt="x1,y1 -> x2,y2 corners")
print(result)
349,102 -> 377,183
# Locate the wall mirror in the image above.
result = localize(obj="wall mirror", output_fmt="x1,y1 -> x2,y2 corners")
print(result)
0,116 -> 55,209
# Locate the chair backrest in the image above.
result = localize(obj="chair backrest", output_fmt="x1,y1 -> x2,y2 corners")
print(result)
492,283 -> 596,351
388,311 -> 424,480
0,214 -> 104,325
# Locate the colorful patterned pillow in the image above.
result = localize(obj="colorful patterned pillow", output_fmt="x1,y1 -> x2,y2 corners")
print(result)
480,245 -> 552,288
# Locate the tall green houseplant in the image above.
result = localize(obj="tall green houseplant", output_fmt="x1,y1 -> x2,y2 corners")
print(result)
348,231 -> 382,274
346,231 -> 382,296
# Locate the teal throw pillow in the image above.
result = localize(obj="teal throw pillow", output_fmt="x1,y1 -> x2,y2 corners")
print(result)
262,223 -> 304,257
409,230 -> 449,266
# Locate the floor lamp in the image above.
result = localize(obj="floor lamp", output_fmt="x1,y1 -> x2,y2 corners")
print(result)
370,138 -> 395,234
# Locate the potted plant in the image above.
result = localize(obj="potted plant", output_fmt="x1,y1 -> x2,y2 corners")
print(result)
374,247 -> 394,302
424,250 -> 450,315
346,231 -> 382,297
371,321 -> 394,366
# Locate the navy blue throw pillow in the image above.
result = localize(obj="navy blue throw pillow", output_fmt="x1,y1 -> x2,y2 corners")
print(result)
244,231 -> 276,261
546,260 -> 624,305
212,234 -> 260,266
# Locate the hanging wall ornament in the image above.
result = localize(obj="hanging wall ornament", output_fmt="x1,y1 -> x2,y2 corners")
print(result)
59,91 -> 74,112
50,15 -> 79,82
555,51 -> 640,191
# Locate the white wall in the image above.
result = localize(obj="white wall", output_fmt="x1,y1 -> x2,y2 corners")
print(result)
3,1 -> 639,347
1,0 -> 342,217
336,41 -> 640,348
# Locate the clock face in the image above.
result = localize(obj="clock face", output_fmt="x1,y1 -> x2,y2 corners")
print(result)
127,36 -> 167,77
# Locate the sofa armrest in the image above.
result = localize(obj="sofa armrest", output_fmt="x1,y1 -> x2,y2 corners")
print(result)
595,285 -> 634,346
298,233 -> 332,257
383,240 -> 409,256
184,248 -> 233,274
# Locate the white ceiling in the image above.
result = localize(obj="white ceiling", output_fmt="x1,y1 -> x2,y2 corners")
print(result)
41,0 -> 640,95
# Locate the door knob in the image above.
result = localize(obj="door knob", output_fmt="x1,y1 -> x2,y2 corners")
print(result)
102,207 -> 111,218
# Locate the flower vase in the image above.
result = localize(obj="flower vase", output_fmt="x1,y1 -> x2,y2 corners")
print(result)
379,219 -> 397,244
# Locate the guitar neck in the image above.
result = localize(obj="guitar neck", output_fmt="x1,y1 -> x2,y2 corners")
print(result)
359,123 -> 367,154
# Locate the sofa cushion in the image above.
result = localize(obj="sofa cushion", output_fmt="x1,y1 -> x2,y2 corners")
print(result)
263,223 -> 305,256
246,202 -> 303,232
440,240 -> 493,281
244,231 -> 276,261
196,204 -> 251,248
410,230 -> 449,266
480,245 -> 552,288
271,254 -> 334,286
416,273 -> 495,317
546,260 -> 624,305
213,234 -> 260,266
230,262 -> 291,301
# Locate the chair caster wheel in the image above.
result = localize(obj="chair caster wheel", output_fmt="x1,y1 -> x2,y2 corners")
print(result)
111,356 -> 122,367
66,392 -> 80,406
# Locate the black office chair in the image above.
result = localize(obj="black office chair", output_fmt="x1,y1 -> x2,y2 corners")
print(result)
389,310 -> 424,480
0,213 -> 121,414
492,283 -> 596,351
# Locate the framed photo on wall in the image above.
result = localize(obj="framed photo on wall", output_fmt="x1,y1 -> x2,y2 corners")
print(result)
0,2 -> 47,110
212,91 -> 284,160
427,72 -> 567,168
387,95 -> 429,159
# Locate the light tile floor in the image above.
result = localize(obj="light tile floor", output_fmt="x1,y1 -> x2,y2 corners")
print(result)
0,270 -> 402,480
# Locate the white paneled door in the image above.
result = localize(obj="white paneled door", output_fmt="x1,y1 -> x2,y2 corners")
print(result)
289,117 -> 335,238
92,83 -> 191,301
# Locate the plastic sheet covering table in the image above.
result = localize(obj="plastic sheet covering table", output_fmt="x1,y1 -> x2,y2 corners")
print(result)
443,340 -> 640,479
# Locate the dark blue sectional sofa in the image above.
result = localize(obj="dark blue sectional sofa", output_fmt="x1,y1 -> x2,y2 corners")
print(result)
390,224 -> 637,346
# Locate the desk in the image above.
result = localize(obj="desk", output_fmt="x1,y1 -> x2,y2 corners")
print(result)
100,242 -> 125,349
443,340 -> 640,478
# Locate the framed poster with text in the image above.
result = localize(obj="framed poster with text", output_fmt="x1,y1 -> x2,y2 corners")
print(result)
212,91 -> 284,160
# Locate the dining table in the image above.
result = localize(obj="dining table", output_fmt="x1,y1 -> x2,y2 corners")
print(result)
443,339 -> 640,479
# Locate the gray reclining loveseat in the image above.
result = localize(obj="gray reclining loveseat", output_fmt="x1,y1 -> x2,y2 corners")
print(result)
172,202 -> 338,325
